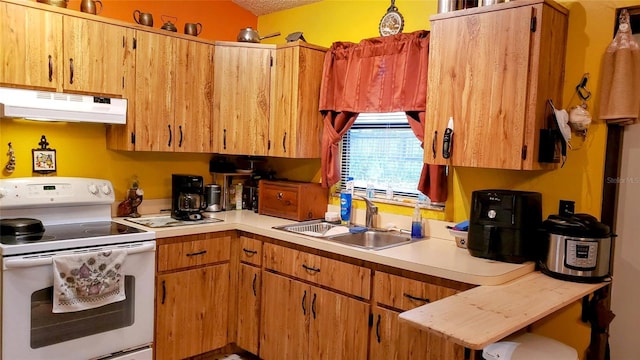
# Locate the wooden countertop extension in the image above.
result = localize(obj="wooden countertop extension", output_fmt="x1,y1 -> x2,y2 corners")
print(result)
398,271 -> 609,350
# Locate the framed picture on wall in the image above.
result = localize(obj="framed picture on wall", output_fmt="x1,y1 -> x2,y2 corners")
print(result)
32,135 -> 56,174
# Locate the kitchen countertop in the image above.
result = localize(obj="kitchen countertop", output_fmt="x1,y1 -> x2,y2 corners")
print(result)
117,209 -> 608,349
115,210 -> 534,286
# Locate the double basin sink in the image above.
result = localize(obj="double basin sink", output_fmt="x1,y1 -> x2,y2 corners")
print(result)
273,220 -> 417,251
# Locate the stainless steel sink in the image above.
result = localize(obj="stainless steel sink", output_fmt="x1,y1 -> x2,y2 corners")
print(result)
326,230 -> 413,250
273,220 -> 416,250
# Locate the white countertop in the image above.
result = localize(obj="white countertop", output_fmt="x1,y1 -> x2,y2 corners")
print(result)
116,210 -> 534,286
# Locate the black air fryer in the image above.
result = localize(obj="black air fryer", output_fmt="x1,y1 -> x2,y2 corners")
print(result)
467,190 -> 543,264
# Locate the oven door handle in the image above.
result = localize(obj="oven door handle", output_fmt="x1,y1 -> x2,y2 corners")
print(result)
4,242 -> 156,268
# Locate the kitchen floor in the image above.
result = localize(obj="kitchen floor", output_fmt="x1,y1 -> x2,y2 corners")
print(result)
192,352 -> 260,360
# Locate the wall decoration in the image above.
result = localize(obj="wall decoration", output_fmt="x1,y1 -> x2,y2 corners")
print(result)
5,142 -> 16,174
32,135 -> 56,174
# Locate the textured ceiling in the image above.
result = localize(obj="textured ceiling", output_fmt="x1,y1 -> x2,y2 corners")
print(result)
232,0 -> 322,16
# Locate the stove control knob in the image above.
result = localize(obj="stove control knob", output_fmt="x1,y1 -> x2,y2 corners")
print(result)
0,187 -> 7,199
88,184 -> 99,195
101,184 -> 112,195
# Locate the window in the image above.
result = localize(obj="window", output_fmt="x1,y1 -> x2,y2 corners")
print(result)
339,112 -> 428,201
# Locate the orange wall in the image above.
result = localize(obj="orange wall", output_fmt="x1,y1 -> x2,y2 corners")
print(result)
65,0 -> 256,41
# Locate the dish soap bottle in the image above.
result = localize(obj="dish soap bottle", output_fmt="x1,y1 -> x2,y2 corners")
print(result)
411,203 -> 423,239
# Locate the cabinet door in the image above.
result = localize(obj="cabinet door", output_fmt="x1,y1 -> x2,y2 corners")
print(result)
308,285 -> 369,360
237,264 -> 261,355
155,263 -> 229,360
62,16 -> 134,97
260,272 -> 309,360
425,6 -> 533,169
0,3 -> 62,91
174,39 -> 213,153
133,31 -> 176,151
213,44 -> 272,155
270,44 -> 325,158
370,306 -> 465,360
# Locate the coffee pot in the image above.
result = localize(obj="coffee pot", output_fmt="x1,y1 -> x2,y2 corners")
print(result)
178,192 -> 205,212
171,174 -> 205,221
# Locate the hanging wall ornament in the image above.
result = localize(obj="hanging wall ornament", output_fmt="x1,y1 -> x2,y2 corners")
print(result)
378,0 -> 404,36
5,142 -> 16,174
32,135 -> 56,174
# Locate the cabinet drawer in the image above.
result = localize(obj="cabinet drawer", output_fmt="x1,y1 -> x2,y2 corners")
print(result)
263,243 -> 370,299
239,236 -> 262,266
374,272 -> 458,311
258,180 -> 328,221
157,234 -> 231,272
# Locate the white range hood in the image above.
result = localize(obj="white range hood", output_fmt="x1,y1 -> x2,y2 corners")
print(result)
0,87 -> 127,124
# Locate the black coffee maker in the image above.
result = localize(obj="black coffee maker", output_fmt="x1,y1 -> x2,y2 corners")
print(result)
467,189 -> 543,264
172,174 -> 206,221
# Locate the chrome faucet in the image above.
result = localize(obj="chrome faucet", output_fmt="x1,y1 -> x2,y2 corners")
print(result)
356,195 -> 378,229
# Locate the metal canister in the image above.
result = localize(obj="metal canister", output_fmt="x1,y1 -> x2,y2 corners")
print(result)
204,184 -> 221,212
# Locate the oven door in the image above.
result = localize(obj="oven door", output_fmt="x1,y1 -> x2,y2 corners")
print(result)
1,241 -> 155,360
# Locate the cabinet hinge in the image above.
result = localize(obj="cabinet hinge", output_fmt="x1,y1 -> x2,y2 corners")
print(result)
368,313 -> 374,327
131,133 -> 136,145
530,15 -> 537,32
522,145 -> 528,160
133,37 -> 137,50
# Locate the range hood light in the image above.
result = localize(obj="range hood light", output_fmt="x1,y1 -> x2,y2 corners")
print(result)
0,87 -> 127,124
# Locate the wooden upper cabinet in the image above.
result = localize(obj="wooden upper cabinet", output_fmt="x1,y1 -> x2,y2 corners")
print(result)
0,2 -> 62,91
62,16 -> 134,97
213,42 -> 273,155
0,3 -> 133,96
132,31 -> 176,151
270,42 -> 326,158
424,0 -> 568,170
174,39 -> 214,153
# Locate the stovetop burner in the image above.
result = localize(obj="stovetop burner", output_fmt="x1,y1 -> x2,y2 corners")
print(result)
0,221 -> 146,246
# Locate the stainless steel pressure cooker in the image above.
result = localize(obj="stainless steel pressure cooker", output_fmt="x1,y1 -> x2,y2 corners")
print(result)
540,213 -> 613,283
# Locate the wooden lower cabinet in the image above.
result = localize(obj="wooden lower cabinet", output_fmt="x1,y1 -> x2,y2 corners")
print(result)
236,263 -> 261,355
260,271 -> 369,360
155,263 -> 229,360
370,271 -> 467,360
370,306 -> 466,360
154,233 -> 232,360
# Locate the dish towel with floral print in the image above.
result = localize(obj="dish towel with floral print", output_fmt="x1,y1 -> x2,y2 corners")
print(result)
52,249 -> 127,313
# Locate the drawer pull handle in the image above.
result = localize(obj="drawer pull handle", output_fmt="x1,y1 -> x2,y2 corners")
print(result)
242,248 -> 258,256
69,58 -> 74,84
161,280 -> 166,305
186,250 -> 207,257
302,290 -> 307,315
252,273 -> 257,297
431,131 -> 438,159
167,124 -> 172,147
276,192 -> 283,200
302,264 -> 320,273
403,293 -> 430,303
375,314 -> 381,343
311,293 -> 317,319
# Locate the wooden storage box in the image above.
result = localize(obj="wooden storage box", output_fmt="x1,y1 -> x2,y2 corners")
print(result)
258,180 -> 328,221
